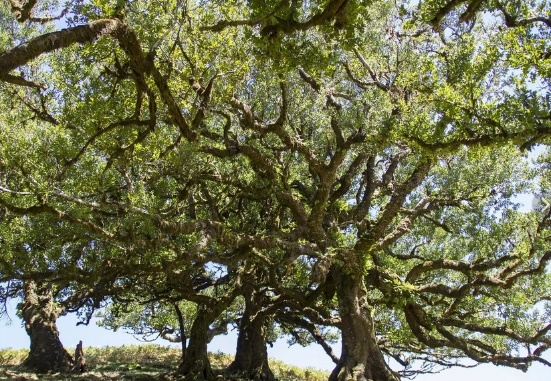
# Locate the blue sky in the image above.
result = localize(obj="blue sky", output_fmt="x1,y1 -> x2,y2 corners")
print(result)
1,300 -> 549,380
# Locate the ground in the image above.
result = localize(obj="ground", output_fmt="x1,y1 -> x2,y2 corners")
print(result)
0,345 -> 328,381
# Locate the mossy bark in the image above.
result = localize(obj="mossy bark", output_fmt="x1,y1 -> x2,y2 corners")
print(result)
228,286 -> 274,381
19,281 -> 73,373
329,268 -> 400,381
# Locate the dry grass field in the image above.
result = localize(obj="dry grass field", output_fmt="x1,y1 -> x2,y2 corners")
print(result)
0,345 -> 329,381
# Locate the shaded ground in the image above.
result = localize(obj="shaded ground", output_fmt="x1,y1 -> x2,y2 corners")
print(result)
0,345 -> 179,380
0,345 -> 328,381
0,368 -> 176,381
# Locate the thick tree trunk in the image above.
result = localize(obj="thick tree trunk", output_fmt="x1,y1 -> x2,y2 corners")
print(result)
228,286 -> 274,381
329,268 -> 399,381
19,281 -> 73,373
177,305 -> 215,380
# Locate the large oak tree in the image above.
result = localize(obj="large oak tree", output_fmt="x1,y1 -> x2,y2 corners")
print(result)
0,1 -> 550,380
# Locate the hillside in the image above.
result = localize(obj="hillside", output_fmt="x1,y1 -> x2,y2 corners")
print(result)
0,345 -> 328,381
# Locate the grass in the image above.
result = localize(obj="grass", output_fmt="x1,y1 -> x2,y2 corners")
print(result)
0,345 -> 329,381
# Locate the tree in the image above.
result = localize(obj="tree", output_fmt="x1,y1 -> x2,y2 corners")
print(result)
0,1 -> 550,380
227,262 -> 278,381
97,260 -> 240,378
0,213 -> 122,372
98,299 -> 196,359
18,280 -> 74,373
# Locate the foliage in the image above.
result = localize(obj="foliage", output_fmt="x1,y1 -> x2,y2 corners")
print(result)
97,300 -> 197,344
0,348 -> 27,366
0,0 -> 551,380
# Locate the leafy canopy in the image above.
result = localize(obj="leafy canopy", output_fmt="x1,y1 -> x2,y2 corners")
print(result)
0,0 -> 550,378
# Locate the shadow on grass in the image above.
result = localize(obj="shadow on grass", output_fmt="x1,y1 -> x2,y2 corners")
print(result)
0,345 -> 329,381
1,364 -> 178,380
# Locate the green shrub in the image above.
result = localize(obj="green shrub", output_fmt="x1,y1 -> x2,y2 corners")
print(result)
0,348 -> 28,365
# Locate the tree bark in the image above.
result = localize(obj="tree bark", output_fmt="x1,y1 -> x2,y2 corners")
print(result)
228,286 -> 274,381
19,281 -> 73,373
71,340 -> 86,373
177,305 -> 216,380
329,267 -> 400,381
174,303 -> 188,360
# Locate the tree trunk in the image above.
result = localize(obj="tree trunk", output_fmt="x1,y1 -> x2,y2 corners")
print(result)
71,340 -> 86,373
19,281 -> 73,373
174,303 -> 187,360
329,267 -> 399,381
177,305 -> 215,380
228,286 -> 274,381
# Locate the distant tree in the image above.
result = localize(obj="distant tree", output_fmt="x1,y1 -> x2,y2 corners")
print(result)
98,300 -> 196,358
97,260 -> 240,371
